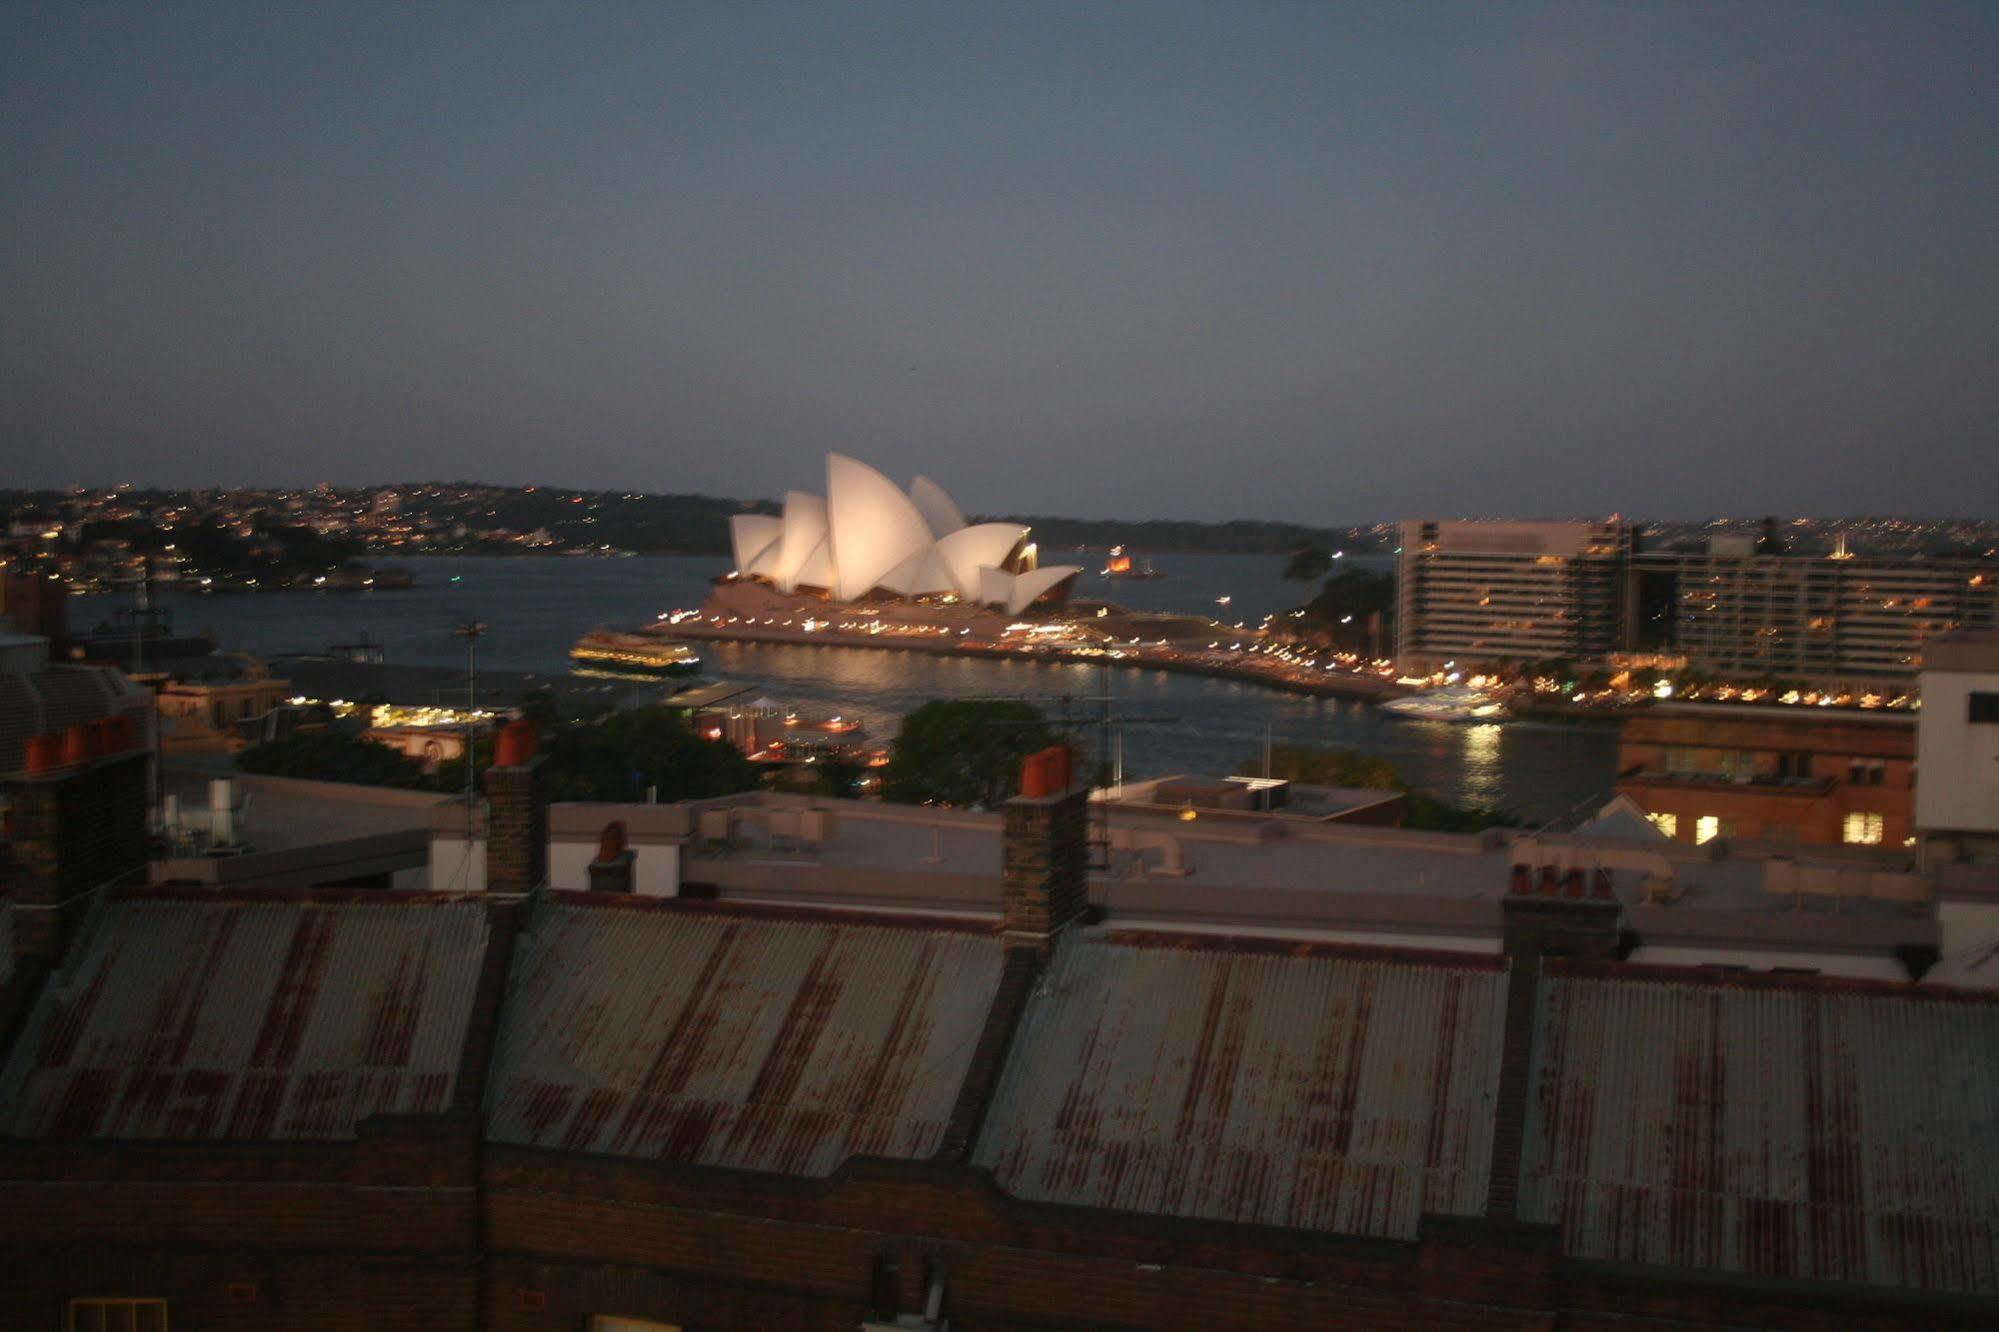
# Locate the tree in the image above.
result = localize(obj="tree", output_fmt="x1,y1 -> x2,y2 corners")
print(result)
1283,544 -> 1333,582
1243,743 -> 1400,789
1303,568 -> 1394,624
435,705 -> 761,803
881,700 -> 1057,808
238,729 -> 430,788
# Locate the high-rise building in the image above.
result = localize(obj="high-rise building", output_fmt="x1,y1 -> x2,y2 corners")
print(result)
1394,519 -> 1633,670
1641,546 -> 1998,685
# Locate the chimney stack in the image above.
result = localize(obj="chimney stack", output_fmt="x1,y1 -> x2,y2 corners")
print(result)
587,820 -> 635,894
481,720 -> 547,895
1001,745 -> 1088,953
5,721 -> 149,960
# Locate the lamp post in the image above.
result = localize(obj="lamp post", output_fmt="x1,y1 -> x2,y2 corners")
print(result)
454,621 -> 488,819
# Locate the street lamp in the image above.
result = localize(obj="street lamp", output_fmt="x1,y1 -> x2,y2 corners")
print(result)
454,621 -> 488,815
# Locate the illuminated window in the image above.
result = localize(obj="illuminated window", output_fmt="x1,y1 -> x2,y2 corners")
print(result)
1646,812 -> 1678,838
1843,813 -> 1884,845
66,1300 -> 168,1332
1695,815 -> 1721,845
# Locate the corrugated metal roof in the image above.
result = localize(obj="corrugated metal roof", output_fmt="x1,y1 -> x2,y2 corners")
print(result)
1520,966 -> 1999,1295
486,898 -> 1003,1175
971,932 -> 1510,1239
0,894 -> 490,1140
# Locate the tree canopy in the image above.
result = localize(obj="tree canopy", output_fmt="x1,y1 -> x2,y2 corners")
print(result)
1282,544 -> 1334,582
881,700 -> 1057,808
241,701 -> 761,804
238,728 -> 431,788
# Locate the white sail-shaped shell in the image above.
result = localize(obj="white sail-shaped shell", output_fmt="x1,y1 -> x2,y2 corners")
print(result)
908,475 -> 967,539
826,453 -> 935,600
978,566 -> 1013,609
769,491 -> 828,593
876,547 -> 955,596
933,522 -> 1028,599
729,514 -> 783,576
792,538 -> 835,590
1002,564 -> 1081,615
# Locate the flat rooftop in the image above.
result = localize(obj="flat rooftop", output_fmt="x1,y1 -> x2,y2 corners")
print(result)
674,792 -> 1926,925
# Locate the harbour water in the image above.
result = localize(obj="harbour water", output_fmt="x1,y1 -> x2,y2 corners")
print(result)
142,554 -> 1619,821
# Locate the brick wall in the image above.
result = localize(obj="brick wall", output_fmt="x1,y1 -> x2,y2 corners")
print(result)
483,755 -> 548,894
1000,786 -> 1087,951
2,1130 -> 1984,1330
6,749 -> 149,958
0,1121 -> 480,1331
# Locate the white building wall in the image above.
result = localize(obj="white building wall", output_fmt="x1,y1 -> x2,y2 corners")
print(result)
548,840 -> 681,896
1917,664 -> 1999,836
426,835 -> 486,893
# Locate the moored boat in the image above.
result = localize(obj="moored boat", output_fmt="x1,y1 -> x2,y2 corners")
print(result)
1377,687 -> 1508,723
569,630 -> 702,677
1100,545 -> 1166,579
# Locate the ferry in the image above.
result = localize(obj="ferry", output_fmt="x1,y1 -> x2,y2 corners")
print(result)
1100,546 -> 1166,580
1377,687 -> 1508,723
569,630 -> 702,677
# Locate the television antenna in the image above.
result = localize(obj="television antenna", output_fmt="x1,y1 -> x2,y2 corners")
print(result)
964,663 -> 1176,871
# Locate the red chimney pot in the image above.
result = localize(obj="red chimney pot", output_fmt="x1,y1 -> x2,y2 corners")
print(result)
23,732 -> 62,775
493,719 -> 538,767
1019,749 -> 1051,799
60,724 -> 96,767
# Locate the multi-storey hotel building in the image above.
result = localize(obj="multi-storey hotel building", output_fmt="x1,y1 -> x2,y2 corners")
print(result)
1395,520 -> 1998,687
1653,544 -> 1997,685
1394,519 -> 1632,670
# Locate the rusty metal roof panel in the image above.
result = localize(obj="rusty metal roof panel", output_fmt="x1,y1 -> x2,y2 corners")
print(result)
486,899 -> 1003,1176
1520,969 -> 1999,1295
0,894 -> 489,1140
971,932 -> 1510,1239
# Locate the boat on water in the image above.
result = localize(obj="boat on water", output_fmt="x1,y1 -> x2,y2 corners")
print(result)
569,630 -> 702,677
1377,686 -> 1509,723
1100,546 -> 1166,580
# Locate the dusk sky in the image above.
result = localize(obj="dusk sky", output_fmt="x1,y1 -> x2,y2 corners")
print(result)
4,2 -> 1994,522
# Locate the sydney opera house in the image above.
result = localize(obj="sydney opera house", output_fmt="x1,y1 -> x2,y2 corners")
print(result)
723,454 -> 1081,616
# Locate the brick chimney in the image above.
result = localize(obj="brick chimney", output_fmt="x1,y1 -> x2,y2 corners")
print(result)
586,819 -> 635,894
5,718 -> 148,960
481,720 -> 547,895
1001,745 -> 1088,953
1482,863 -> 1624,1220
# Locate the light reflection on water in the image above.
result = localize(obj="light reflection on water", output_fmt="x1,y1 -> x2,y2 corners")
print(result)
147,554 -> 1616,821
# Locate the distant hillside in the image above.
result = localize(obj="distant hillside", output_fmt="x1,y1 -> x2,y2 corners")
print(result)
991,515 -> 1379,556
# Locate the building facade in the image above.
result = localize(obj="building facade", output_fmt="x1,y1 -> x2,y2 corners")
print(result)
1395,519 -> 1633,670
1394,521 -> 1998,689
1645,548 -> 1998,687
1916,631 -> 1999,863
1615,703 -> 1916,848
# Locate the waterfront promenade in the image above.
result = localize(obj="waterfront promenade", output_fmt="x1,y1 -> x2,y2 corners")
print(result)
674,617 -> 1406,703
